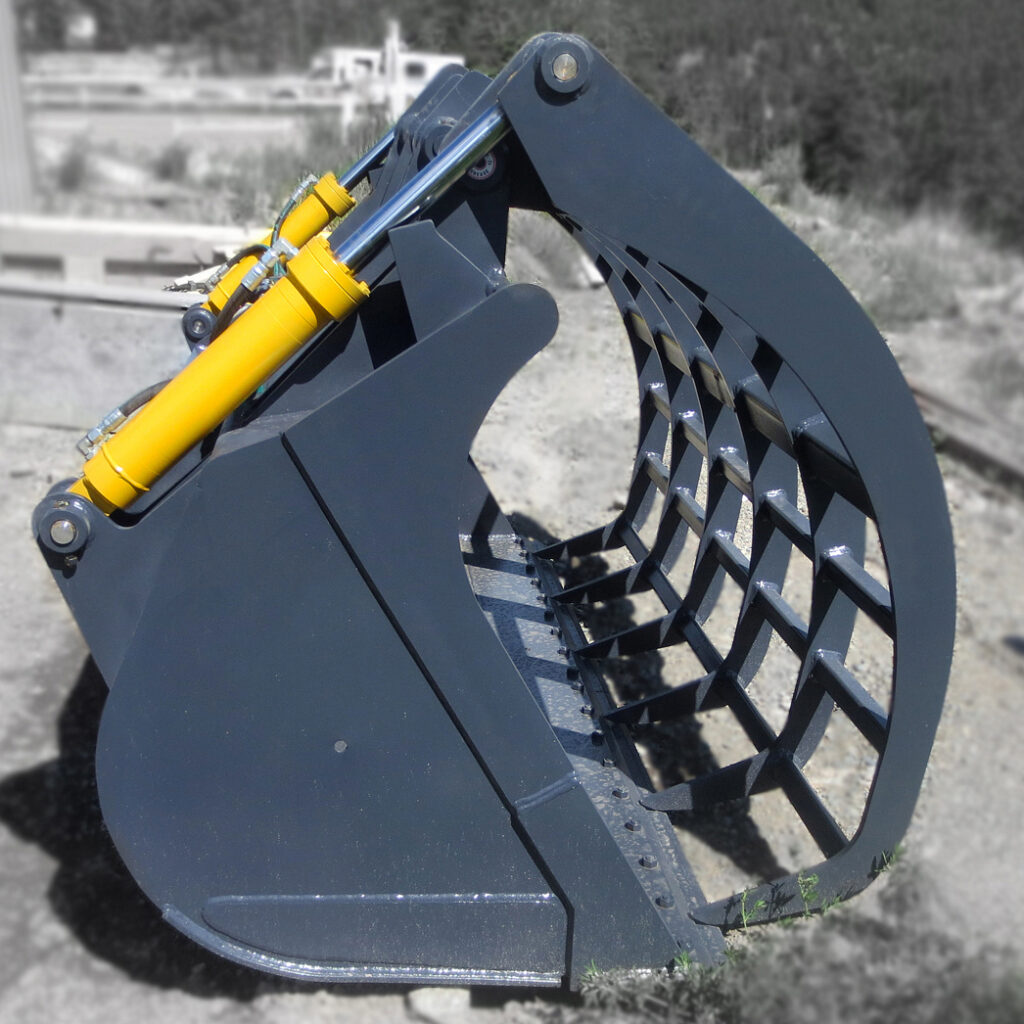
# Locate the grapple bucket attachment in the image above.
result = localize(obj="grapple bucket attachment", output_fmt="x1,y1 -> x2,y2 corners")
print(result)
32,35 -> 955,988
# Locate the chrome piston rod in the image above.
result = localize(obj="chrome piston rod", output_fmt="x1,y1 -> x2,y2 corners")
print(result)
333,104 -> 510,272
337,128 -> 396,192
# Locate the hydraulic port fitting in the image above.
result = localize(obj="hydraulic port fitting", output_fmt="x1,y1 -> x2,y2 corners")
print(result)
240,237 -> 299,293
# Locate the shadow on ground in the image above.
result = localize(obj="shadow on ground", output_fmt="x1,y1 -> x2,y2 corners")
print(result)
0,658 -> 403,1001
1004,634 -> 1024,658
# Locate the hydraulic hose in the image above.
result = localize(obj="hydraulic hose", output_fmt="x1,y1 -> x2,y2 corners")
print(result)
76,378 -> 171,459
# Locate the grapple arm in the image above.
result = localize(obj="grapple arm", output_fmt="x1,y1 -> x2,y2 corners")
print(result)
475,33 -> 955,927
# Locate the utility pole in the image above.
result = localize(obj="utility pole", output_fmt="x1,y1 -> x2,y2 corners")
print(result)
0,0 -> 34,211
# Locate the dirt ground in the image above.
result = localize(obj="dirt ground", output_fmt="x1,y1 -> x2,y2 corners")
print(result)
1,257 -> 1023,1022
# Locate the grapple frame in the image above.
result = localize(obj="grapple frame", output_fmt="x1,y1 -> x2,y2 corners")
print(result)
33,35 -> 955,987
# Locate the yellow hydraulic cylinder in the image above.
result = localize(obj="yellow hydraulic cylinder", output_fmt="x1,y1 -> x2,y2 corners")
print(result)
70,235 -> 369,515
206,172 -> 356,314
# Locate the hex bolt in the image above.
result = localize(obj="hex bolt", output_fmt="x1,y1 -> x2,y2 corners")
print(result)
590,729 -> 604,744
640,855 -> 658,869
552,52 -> 579,82
602,757 -> 616,768
580,704 -> 593,716
49,519 -> 78,547
624,819 -> 641,832
612,787 -> 628,799
655,895 -> 675,909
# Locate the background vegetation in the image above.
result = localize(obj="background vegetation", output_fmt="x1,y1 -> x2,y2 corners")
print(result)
16,0 -> 1024,249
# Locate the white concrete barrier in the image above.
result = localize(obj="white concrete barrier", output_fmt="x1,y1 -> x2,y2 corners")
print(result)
0,213 -> 258,286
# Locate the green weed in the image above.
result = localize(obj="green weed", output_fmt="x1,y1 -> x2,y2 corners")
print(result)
798,870 -> 820,917
740,888 -> 767,929
672,950 -> 693,971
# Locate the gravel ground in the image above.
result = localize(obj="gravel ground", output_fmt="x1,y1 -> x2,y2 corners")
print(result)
1,244 -> 1023,1022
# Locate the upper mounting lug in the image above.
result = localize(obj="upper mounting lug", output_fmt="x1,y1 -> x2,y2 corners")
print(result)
537,36 -> 592,97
